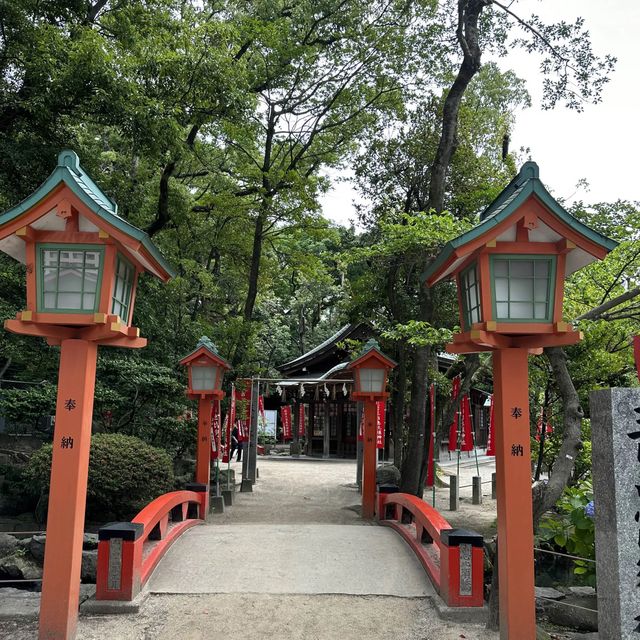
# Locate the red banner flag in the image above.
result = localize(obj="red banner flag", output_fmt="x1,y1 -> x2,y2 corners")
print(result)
486,394 -> 495,456
376,401 -> 385,450
258,395 -> 266,431
448,376 -> 461,451
535,408 -> 553,442
426,383 -> 435,487
211,401 -> 221,460
460,394 -> 474,452
223,385 -> 236,462
298,404 -> 306,437
235,384 -> 251,442
281,406 -> 292,441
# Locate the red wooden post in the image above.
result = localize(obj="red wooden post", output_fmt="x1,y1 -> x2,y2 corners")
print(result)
196,396 -> 213,487
362,399 -> 377,520
39,339 -> 97,640
493,348 -> 536,637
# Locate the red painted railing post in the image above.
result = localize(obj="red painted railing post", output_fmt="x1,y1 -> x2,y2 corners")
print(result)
440,529 -> 484,607
186,482 -> 209,518
96,523 -> 144,601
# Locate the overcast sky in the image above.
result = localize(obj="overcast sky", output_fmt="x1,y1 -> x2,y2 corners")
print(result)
320,1 -> 639,227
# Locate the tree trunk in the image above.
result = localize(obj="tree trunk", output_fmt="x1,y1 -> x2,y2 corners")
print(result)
532,346 -> 584,529
439,354 -> 481,437
392,343 -> 407,469
400,289 -> 432,494
243,204 -> 267,323
534,384 -> 551,481
404,0 -> 488,496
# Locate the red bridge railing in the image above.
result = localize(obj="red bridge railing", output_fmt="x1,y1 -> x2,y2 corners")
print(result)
96,483 -> 208,601
378,490 -> 484,607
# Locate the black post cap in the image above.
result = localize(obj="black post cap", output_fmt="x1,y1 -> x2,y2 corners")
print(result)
440,528 -> 483,548
98,522 -> 144,541
377,484 -> 401,494
186,482 -> 208,493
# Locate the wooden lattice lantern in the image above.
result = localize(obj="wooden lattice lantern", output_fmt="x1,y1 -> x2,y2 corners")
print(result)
0,150 -> 173,347
348,339 -> 396,401
180,336 -> 231,400
422,160 -> 617,640
423,161 -> 617,353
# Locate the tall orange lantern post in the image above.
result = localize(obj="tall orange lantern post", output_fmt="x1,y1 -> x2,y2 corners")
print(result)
0,150 -> 174,639
347,339 -> 396,520
423,161 -> 616,639
179,337 -> 230,511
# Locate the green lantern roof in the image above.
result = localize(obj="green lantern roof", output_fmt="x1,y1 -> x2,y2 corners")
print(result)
195,336 -> 220,356
179,336 -> 231,369
0,150 -> 175,280
423,161 -> 618,286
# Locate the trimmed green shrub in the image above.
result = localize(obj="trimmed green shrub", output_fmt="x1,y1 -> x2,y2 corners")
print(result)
23,433 -> 174,521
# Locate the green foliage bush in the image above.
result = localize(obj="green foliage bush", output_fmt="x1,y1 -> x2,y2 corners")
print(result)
538,479 -> 595,584
23,434 -> 174,521
93,356 -> 194,457
0,383 -> 57,433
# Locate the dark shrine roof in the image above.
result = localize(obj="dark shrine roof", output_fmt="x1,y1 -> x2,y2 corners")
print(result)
278,323 -> 371,377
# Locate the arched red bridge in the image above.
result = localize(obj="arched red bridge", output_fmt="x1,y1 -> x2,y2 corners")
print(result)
87,459 -> 485,640
94,460 -> 484,617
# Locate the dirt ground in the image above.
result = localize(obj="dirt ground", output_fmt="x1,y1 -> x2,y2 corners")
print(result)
0,593 -> 500,640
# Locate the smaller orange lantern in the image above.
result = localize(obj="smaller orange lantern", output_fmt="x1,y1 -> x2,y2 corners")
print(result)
179,336 -> 231,400
348,339 -> 395,519
348,339 -> 396,401
180,337 -> 230,490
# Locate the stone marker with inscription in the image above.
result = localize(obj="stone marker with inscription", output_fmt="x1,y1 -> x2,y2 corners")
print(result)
590,387 -> 640,640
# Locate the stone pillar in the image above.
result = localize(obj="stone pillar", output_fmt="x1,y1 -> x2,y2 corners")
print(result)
247,379 -> 259,483
449,475 -> 459,511
472,476 -> 482,505
590,388 -> 640,640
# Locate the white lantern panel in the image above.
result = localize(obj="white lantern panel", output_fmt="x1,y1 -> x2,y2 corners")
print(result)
510,278 -> 533,302
461,263 -> 482,329
510,302 -> 534,319
39,246 -> 102,312
111,255 -> 135,322
359,368 -> 385,393
191,365 -> 218,392
495,278 -> 508,300
492,257 -> 554,322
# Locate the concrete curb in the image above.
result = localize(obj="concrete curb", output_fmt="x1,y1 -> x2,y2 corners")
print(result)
430,595 -> 489,624
80,590 -> 149,615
